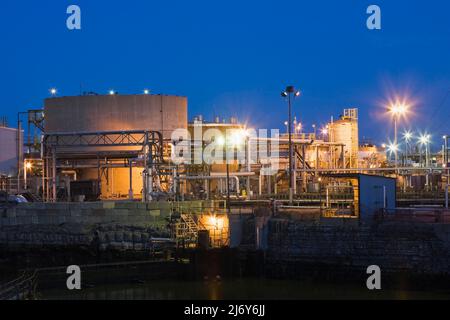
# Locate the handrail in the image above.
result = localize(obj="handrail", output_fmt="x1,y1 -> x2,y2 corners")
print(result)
0,270 -> 37,300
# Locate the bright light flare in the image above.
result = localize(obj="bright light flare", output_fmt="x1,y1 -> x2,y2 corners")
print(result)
403,131 -> 413,141
389,103 -> 408,116
208,215 -> 224,229
49,88 -> 57,96
229,129 -> 248,146
419,134 -> 431,145
387,143 -> 399,153
216,129 -> 249,147
216,136 -> 225,146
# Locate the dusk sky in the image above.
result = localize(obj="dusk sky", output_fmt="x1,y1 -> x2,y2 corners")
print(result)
1,0 -> 449,146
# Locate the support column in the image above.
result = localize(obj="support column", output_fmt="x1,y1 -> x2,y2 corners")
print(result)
246,138 -> 251,198
128,159 -> 133,200
293,146 -> 297,195
52,149 -> 56,202
302,144 -> 307,192
258,174 -> 262,196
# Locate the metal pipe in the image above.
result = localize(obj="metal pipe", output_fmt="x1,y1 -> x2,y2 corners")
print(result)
175,175 -> 241,194
445,185 -> 449,209
128,159 -> 133,200
288,92 -> 293,204
52,149 -> 56,202
295,167 -> 447,173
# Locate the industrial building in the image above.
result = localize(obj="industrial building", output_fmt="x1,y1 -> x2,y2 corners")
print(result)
1,92 -> 448,201
0,90 -> 449,248
41,94 -> 187,202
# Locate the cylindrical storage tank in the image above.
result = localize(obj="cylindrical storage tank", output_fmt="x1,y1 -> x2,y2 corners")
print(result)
44,94 -> 188,139
330,119 -> 359,168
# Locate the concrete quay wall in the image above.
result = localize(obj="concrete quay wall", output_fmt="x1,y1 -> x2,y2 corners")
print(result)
0,200 -> 221,249
266,218 -> 450,275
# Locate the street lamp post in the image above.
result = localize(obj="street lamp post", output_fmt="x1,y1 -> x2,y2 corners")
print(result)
444,135 -> 449,183
281,86 -> 301,204
226,141 -> 230,213
419,135 -> 431,167
394,115 -> 398,170
403,131 -> 412,190
419,134 -> 431,189
389,103 -> 408,174
403,131 -> 412,166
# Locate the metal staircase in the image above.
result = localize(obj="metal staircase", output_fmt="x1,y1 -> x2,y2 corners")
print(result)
174,213 -> 199,247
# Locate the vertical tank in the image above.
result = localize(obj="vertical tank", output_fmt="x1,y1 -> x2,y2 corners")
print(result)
330,108 -> 359,168
0,126 -> 21,176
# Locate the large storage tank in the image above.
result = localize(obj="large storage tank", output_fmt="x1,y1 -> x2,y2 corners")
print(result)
0,126 -> 21,176
44,94 -> 188,139
329,108 -> 359,168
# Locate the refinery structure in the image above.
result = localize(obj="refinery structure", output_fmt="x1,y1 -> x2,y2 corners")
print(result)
1,89 -> 449,248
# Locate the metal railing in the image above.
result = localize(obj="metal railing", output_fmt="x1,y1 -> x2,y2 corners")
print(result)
0,271 -> 37,300
376,207 -> 450,224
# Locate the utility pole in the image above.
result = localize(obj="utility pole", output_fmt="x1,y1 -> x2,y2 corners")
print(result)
444,135 -> 449,183
281,86 -> 301,205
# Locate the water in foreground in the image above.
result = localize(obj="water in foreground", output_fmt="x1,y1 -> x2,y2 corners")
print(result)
39,278 -> 450,300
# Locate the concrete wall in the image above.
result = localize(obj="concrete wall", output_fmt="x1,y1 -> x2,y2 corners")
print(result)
0,201 -> 172,249
267,218 -> 450,275
44,94 -> 187,139
0,201 -> 172,227
0,200 -> 225,249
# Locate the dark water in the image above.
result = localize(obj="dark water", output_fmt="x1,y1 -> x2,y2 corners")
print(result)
39,278 -> 450,300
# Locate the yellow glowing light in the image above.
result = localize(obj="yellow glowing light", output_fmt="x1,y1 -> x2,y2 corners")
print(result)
229,129 -> 247,146
25,162 -> 32,170
208,215 -> 224,230
216,136 -> 225,146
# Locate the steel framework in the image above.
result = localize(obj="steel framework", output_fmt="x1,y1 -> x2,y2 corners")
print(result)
42,130 -> 163,202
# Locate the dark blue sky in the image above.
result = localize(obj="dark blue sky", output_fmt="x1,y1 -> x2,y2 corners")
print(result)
1,0 -> 449,146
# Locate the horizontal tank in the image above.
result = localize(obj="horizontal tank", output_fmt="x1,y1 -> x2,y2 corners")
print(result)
44,94 -> 188,139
